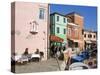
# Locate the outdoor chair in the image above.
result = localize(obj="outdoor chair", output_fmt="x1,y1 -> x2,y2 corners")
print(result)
11,54 -> 29,65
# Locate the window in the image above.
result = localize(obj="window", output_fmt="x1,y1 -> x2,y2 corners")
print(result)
57,27 -> 60,33
90,34 -> 92,38
57,16 -> 59,21
63,29 -> 66,34
30,21 -> 38,34
75,28 -> 78,37
94,35 -> 96,38
63,18 -> 66,23
88,34 -> 92,38
84,34 -> 86,38
68,28 -> 71,36
39,8 -> 45,19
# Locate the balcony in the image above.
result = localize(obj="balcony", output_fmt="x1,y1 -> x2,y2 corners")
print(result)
68,22 -> 79,27
30,30 -> 38,34
30,21 -> 39,34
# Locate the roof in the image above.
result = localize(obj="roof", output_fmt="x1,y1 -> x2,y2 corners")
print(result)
50,12 -> 84,18
65,12 -> 83,17
50,12 -> 66,17
83,29 -> 97,33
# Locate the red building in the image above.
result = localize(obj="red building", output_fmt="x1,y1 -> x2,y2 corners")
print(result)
66,12 -> 84,51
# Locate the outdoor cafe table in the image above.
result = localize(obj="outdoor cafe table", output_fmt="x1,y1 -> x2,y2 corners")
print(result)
31,54 -> 40,62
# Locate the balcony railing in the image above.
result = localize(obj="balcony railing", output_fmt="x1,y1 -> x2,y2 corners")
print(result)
30,20 -> 39,34
30,30 -> 38,34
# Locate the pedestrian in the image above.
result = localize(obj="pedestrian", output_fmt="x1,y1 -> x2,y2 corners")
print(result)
50,44 -> 55,57
59,46 -> 62,54
56,46 -> 61,57
63,46 -> 66,51
54,46 -> 57,57
63,47 -> 72,70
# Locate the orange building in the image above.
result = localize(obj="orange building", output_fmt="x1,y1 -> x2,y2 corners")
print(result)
66,12 -> 84,51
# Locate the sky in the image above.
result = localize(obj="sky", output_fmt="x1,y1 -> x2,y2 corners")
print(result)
50,4 -> 97,31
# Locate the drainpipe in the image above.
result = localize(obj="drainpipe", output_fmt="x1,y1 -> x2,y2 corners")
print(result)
47,4 -> 50,59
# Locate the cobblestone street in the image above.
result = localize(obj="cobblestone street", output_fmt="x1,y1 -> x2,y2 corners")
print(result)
14,58 -> 63,73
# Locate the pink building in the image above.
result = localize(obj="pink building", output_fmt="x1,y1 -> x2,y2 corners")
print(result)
11,2 -> 49,60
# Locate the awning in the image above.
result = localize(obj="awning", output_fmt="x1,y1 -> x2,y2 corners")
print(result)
68,22 -> 79,27
50,35 -> 64,42
86,40 -> 92,43
91,41 -> 97,44
73,40 -> 79,43
68,39 -> 79,43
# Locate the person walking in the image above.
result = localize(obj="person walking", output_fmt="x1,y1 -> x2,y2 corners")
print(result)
54,46 -> 57,57
63,47 -> 72,70
50,44 -> 55,57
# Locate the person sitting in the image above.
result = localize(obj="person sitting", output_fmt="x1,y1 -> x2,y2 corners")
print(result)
35,49 -> 40,54
34,49 -> 44,61
23,48 -> 29,55
40,52 -> 44,60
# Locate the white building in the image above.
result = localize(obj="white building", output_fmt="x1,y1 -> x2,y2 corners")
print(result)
83,30 -> 97,50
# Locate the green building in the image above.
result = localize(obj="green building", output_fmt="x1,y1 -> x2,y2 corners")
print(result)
50,12 -> 67,47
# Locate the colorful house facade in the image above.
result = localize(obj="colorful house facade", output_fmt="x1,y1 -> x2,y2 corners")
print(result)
50,12 -> 67,47
66,12 -> 84,51
83,30 -> 97,50
11,2 -> 49,60
11,2 -> 90,60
